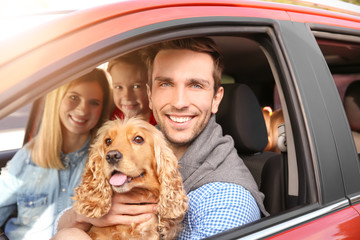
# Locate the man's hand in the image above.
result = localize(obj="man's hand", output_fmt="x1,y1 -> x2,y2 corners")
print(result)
53,192 -> 157,239
86,192 -> 158,227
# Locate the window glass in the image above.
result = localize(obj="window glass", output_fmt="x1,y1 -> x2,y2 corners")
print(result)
315,35 -> 360,156
210,35 -> 299,215
0,104 -> 31,151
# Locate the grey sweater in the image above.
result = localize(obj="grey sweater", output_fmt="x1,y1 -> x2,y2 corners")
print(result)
179,115 -> 269,216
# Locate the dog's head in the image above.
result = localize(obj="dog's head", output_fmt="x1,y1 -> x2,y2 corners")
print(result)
98,118 -> 161,194
73,118 -> 188,222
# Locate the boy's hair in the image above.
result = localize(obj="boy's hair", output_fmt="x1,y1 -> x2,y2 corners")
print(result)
107,50 -> 146,74
29,68 -> 111,169
143,37 -> 224,94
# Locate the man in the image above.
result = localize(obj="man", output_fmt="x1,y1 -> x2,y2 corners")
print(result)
52,37 -> 267,240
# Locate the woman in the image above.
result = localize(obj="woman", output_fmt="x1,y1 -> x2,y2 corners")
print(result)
0,68 -> 111,240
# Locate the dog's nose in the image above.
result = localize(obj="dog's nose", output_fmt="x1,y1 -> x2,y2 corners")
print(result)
106,150 -> 123,165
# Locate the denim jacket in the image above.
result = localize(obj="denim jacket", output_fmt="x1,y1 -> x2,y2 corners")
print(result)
0,138 -> 90,240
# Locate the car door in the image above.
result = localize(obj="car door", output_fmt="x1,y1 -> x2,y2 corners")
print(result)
1,1 -> 360,239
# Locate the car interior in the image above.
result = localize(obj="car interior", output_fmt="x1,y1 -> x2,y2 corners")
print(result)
214,35 -> 302,216
1,29 -> 360,235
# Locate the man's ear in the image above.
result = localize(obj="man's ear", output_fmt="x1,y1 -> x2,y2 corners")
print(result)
147,83 -> 153,110
211,86 -> 224,114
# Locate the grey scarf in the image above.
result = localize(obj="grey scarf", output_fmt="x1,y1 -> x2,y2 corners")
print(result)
179,115 -> 269,216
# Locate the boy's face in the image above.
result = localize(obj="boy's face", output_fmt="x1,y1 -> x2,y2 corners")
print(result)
110,62 -> 151,119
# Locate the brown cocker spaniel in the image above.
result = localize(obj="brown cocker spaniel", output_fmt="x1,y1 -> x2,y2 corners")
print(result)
73,118 -> 188,240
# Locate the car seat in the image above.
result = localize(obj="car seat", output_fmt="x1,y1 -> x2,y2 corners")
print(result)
216,83 -> 285,215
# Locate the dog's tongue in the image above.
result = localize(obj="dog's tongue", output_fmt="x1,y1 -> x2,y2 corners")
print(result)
109,173 -> 127,186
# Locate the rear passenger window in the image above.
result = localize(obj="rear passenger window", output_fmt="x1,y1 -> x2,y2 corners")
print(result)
314,32 -> 360,157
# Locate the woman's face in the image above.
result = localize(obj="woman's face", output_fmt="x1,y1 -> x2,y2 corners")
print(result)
59,81 -> 103,138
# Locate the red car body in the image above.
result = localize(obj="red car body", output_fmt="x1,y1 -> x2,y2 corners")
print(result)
1,1 -> 360,239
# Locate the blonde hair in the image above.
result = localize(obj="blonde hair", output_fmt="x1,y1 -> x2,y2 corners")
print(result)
28,69 -> 111,169
107,50 -> 146,74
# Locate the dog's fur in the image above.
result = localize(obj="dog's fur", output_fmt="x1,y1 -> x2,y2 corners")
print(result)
73,118 -> 188,240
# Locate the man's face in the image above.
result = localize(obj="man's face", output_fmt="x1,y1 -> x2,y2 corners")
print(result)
148,49 -> 223,148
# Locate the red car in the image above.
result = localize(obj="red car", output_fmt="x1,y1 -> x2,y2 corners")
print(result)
1,0 -> 360,239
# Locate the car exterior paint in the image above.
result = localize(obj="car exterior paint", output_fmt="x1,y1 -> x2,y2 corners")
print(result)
1,0 -> 360,239
269,203 -> 360,239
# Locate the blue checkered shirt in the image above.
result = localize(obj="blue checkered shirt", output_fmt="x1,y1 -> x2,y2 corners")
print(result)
177,182 -> 261,240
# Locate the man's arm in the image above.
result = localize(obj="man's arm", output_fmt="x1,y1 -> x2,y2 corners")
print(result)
177,182 -> 261,240
56,208 -> 91,232
53,192 -> 157,238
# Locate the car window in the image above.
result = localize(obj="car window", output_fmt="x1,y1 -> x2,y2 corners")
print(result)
74,28 -> 312,234
314,32 -> 360,157
0,103 -> 31,151
94,34 -> 307,239
147,33 -> 303,217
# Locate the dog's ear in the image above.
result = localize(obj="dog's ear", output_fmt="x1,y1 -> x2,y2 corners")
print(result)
72,143 -> 113,218
154,131 -> 188,220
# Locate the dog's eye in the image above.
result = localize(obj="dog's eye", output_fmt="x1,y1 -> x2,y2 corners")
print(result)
133,136 -> 144,144
105,138 -> 112,146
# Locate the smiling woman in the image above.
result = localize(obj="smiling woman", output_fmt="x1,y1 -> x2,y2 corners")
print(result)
0,69 -> 111,240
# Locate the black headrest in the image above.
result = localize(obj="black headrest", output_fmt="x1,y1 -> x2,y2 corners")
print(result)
216,83 -> 268,154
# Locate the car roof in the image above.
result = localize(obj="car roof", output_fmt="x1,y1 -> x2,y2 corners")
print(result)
1,0 -> 359,65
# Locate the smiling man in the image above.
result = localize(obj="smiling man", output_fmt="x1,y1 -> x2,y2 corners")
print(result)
144,38 -> 268,239
52,38 -> 268,240
148,47 -> 220,159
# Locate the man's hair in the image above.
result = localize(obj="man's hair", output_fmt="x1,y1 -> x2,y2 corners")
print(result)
143,37 -> 224,94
